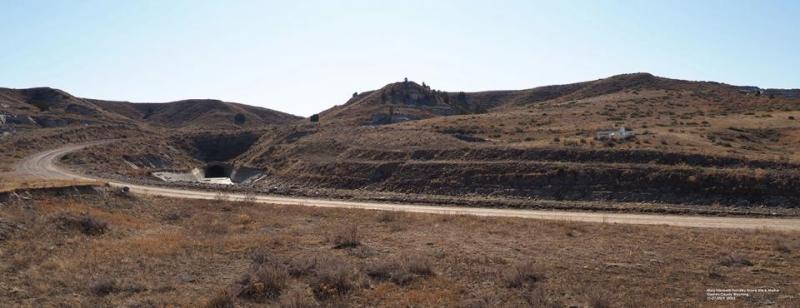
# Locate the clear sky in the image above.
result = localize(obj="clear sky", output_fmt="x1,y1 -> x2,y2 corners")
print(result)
1,0 -> 798,116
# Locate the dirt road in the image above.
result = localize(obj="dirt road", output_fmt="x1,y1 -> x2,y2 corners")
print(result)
15,142 -> 800,231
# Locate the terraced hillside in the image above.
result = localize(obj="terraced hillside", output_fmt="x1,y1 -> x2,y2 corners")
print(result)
56,73 -> 800,211
233,74 -> 800,208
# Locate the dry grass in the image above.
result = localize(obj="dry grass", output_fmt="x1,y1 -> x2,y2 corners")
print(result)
502,261 -> 543,288
0,179 -> 106,193
0,189 -> 798,306
331,224 -> 361,249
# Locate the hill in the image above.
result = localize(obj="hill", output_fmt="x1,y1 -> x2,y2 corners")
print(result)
232,73 -> 800,210
89,99 -> 300,129
0,87 -> 301,131
0,87 -> 126,128
14,73 -> 800,211
318,73 -> 799,126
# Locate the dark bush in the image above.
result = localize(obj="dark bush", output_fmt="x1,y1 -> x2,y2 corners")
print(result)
286,255 -> 319,277
365,260 -> 397,281
55,214 -> 108,236
89,278 -> 117,296
332,225 -> 360,249
366,256 -> 434,286
311,258 -> 357,300
502,262 -> 543,288
250,248 -> 276,265
405,256 -> 434,276
205,290 -> 234,308
279,288 -> 318,307
719,254 -> 753,267
234,263 -> 289,302
234,113 -> 247,125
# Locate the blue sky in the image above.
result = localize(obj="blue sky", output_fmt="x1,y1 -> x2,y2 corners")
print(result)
1,0 -> 798,116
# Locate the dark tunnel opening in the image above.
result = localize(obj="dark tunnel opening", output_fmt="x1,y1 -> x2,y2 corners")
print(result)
205,164 -> 230,178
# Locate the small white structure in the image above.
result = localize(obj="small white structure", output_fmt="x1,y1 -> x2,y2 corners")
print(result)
596,127 -> 634,140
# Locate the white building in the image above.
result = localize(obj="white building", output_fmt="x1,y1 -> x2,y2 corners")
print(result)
596,127 -> 634,140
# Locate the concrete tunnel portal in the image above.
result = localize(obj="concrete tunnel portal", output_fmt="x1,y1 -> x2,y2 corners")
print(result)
153,162 -> 265,185
204,163 -> 232,178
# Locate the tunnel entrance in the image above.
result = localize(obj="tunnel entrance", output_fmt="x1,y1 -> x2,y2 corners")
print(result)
204,163 -> 232,178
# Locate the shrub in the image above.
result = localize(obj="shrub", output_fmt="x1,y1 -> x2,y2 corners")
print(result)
279,288 -> 318,308
502,262 -> 543,288
332,225 -> 360,249
234,113 -> 247,125
89,278 -> 117,296
589,292 -> 611,308
772,241 -> 791,254
162,212 -> 181,223
311,258 -> 357,300
55,214 -> 108,236
390,270 -> 415,286
719,254 -> 753,267
377,211 -> 400,223
205,290 -> 235,308
366,256 -> 434,286
405,256 -> 434,276
250,248 -> 276,265
234,263 -> 289,302
365,260 -> 398,281
199,220 -> 229,235
707,265 -> 724,279
287,255 -> 319,277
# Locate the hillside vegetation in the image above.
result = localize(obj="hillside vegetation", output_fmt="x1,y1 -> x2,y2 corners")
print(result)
8,73 -> 800,212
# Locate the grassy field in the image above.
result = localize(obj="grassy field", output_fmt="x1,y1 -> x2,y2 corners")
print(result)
1,187 -> 797,307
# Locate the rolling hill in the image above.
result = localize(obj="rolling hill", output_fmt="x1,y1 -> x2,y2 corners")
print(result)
317,73 -> 799,126
0,87 -> 301,130
89,99 -> 300,129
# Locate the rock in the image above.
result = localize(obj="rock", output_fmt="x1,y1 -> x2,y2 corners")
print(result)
31,116 -> 69,128
5,114 -> 37,126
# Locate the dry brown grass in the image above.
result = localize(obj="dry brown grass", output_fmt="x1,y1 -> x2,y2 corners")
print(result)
0,179 -> 106,193
331,224 -> 361,249
0,190 -> 798,306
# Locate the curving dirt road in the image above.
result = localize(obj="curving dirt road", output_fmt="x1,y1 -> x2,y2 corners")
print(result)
15,142 -> 800,231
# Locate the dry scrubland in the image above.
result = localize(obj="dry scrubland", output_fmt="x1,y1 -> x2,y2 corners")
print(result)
1,187 -> 798,307
53,75 -> 800,211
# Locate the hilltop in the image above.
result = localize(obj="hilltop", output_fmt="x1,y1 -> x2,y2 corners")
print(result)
89,98 -> 300,129
318,73 -> 799,126
0,87 -> 301,131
